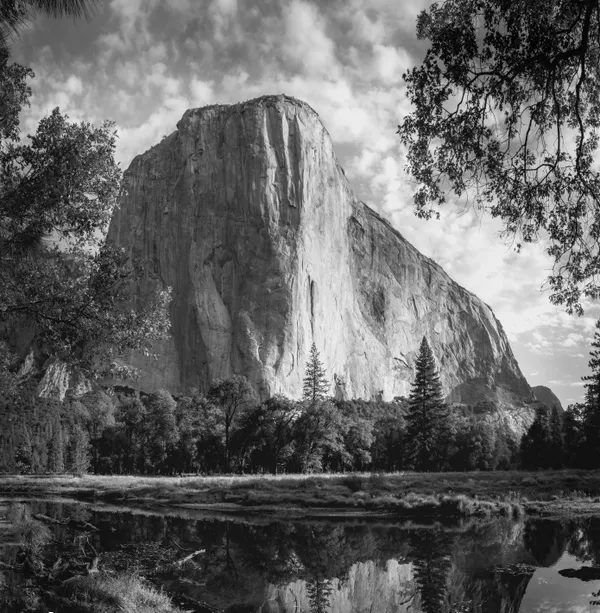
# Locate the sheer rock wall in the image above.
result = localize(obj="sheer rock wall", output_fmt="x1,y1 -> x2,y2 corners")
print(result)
107,95 -> 535,430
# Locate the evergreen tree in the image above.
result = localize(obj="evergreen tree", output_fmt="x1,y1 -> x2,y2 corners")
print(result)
564,403 -> 586,468
405,337 -> 450,471
68,425 -> 90,476
521,406 -> 553,469
47,416 -> 65,473
409,529 -> 453,613
306,577 -> 333,613
583,320 -> 600,403
549,405 -> 564,468
303,343 -> 329,404
115,392 -> 146,473
582,322 -> 600,466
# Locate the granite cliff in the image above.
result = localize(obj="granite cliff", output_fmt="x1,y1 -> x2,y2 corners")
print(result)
107,94 -> 535,430
532,385 -> 563,410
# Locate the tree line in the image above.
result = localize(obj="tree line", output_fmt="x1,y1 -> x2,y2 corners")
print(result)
0,341 -> 522,475
4,327 -> 600,476
522,320 -> 600,471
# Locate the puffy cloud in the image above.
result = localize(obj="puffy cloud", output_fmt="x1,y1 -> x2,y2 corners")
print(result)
281,1 -> 340,78
371,45 -> 412,83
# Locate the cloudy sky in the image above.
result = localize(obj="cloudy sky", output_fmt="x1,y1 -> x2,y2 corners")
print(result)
11,0 -> 597,407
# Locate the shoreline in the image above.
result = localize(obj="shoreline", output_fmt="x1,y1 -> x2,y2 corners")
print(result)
2,470 -> 600,519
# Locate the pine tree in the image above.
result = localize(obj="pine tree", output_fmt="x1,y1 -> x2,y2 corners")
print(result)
68,425 -> 90,476
521,406 -> 552,469
306,577 -> 332,613
549,405 -> 564,468
583,320 -> 600,407
303,343 -> 329,404
405,337 -> 450,471
582,321 -> 600,466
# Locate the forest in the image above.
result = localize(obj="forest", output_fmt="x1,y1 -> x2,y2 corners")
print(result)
1,337 -> 595,478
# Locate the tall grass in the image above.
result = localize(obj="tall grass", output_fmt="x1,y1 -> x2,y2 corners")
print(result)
62,572 -> 181,613
1,469 -> 599,517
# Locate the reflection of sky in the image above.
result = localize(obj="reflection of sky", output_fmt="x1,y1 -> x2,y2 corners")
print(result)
519,553 -> 600,613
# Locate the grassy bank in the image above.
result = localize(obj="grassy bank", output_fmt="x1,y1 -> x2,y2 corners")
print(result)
0,502 -> 185,613
1,470 -> 600,518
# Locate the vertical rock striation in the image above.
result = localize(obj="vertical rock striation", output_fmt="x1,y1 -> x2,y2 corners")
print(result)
107,94 -> 535,428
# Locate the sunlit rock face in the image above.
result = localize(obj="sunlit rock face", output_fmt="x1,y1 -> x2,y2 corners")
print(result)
262,560 -> 417,612
107,94 -> 535,429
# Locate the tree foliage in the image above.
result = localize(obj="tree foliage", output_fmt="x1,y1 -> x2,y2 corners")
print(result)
0,0 -> 100,49
405,337 -> 451,471
303,343 -> 329,404
399,0 -> 600,313
0,49 -> 171,378
207,375 -> 256,472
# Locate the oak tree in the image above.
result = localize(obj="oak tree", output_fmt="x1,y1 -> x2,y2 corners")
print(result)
399,0 -> 600,314
207,375 -> 256,472
0,49 -> 171,380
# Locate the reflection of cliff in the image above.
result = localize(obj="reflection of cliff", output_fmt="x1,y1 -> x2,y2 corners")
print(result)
262,555 -> 533,613
456,568 -> 535,613
262,560 -> 417,613
258,523 -> 536,613
81,508 -> 585,612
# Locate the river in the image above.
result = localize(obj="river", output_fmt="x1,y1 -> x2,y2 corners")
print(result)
1,499 -> 599,612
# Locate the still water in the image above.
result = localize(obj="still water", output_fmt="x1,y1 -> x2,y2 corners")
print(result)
2,499 -> 600,612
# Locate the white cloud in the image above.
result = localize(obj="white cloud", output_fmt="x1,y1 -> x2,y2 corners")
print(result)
371,45 -> 412,83
282,1 -> 339,78
189,78 -> 215,106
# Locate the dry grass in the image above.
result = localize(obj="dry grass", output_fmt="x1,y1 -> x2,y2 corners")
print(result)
60,572 -> 182,613
2,470 -> 600,517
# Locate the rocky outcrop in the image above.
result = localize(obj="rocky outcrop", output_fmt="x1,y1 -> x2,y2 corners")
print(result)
532,385 -> 563,410
107,94 -> 535,429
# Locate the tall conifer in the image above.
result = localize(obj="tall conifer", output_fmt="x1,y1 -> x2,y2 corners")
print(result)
405,337 -> 450,471
582,321 -> 600,466
303,343 -> 329,404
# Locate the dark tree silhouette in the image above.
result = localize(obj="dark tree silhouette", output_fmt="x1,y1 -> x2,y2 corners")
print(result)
0,0 -> 100,49
409,529 -> 453,613
405,337 -> 450,471
306,577 -> 332,613
521,406 -> 553,469
399,0 -> 600,314
208,376 -> 256,472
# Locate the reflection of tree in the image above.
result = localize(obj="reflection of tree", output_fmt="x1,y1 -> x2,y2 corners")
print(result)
408,529 -> 453,613
306,577 -> 332,613
523,519 -> 569,567
568,517 -> 600,566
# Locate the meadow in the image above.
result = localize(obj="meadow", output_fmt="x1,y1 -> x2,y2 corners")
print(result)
2,469 -> 600,518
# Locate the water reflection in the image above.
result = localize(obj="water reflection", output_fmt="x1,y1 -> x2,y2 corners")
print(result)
2,501 -> 600,612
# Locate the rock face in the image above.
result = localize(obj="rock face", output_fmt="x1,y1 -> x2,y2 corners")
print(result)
107,95 -> 535,425
532,385 -> 563,410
